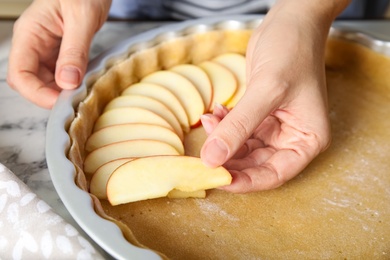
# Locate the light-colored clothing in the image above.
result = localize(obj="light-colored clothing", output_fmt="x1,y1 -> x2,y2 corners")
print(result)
108,0 -> 390,20
109,0 -> 273,19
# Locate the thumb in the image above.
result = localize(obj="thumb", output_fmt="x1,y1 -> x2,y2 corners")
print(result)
200,81 -> 282,168
55,11 -> 98,90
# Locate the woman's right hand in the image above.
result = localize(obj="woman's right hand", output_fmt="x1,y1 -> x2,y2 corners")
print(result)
7,0 -> 112,109
200,0 -> 351,193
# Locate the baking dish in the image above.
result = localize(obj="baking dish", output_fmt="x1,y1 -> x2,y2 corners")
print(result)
46,15 -> 390,259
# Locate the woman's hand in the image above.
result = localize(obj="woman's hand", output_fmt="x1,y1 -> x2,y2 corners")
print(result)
7,0 -> 111,108
200,0 -> 350,193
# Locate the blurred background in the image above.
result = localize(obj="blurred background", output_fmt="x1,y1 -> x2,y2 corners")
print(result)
0,0 -> 31,18
0,0 -> 390,20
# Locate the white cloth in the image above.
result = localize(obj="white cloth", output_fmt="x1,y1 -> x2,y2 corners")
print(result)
0,163 -> 104,260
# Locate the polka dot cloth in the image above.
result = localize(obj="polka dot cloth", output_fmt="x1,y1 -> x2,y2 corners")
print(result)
0,163 -> 104,259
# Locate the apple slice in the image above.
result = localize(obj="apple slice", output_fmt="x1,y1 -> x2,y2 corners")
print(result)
122,83 -> 190,133
85,123 -> 184,154
84,140 -> 180,174
107,155 -> 232,205
198,61 -> 237,110
183,126 -> 207,157
103,95 -> 183,141
141,71 -> 205,127
213,53 -> 246,108
90,158 -> 132,199
167,189 -> 206,199
90,159 -> 206,200
170,64 -> 213,111
93,107 -> 173,132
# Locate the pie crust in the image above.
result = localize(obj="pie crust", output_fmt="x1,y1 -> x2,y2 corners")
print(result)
67,27 -> 390,259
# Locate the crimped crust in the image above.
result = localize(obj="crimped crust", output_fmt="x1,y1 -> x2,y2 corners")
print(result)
68,27 -> 390,259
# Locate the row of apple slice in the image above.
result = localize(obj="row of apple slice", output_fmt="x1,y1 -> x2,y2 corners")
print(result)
84,53 -> 246,205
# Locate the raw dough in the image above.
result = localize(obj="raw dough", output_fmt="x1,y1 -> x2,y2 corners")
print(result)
68,30 -> 390,259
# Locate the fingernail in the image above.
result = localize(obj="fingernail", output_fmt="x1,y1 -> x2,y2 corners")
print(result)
214,102 -> 224,110
200,114 -> 214,135
201,138 -> 229,167
213,103 -> 224,113
213,103 -> 228,117
60,66 -> 80,87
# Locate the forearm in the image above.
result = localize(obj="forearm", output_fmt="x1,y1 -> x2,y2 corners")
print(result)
260,0 -> 351,55
270,0 -> 351,28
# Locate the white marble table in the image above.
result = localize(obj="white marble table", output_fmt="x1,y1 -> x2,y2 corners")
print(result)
0,20 -> 170,258
0,19 -> 389,258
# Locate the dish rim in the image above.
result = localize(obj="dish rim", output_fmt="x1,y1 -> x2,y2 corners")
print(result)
45,15 -> 390,260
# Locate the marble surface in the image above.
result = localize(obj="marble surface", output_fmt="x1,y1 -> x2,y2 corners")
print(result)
0,20 -> 170,258
0,19 -> 389,257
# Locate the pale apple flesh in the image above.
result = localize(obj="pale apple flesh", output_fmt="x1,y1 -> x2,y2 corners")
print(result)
122,82 -> 190,133
213,53 -> 246,108
183,126 -> 207,157
170,64 -> 213,111
107,156 -> 232,205
90,158 -> 132,199
93,107 -> 174,132
86,53 -> 247,204
90,158 -> 206,200
141,70 -> 205,127
103,95 -> 183,140
85,123 -> 185,154
167,189 -> 206,199
84,140 -> 180,174
198,61 -> 237,110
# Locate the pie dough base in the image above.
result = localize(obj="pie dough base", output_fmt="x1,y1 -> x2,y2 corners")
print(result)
68,29 -> 390,259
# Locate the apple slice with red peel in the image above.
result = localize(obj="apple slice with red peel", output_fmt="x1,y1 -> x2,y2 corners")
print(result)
103,95 -> 183,141
141,71 -> 205,127
84,140 -> 180,174
85,123 -> 185,154
213,53 -> 246,108
107,155 -> 232,205
90,158 -> 206,200
170,64 -> 213,111
122,83 -> 190,133
198,61 -> 237,110
90,158 -> 132,199
93,107 -> 173,132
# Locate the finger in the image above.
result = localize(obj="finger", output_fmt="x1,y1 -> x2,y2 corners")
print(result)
55,6 -> 99,90
200,104 -> 230,135
212,103 -> 229,118
202,115 -> 265,160
200,114 -> 220,135
229,139 -> 268,160
200,78 -> 284,167
7,25 -> 59,108
224,146 -> 275,169
222,148 -> 314,193
7,71 -> 59,109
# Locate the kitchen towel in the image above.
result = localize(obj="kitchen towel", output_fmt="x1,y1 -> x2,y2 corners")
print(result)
0,163 -> 104,260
